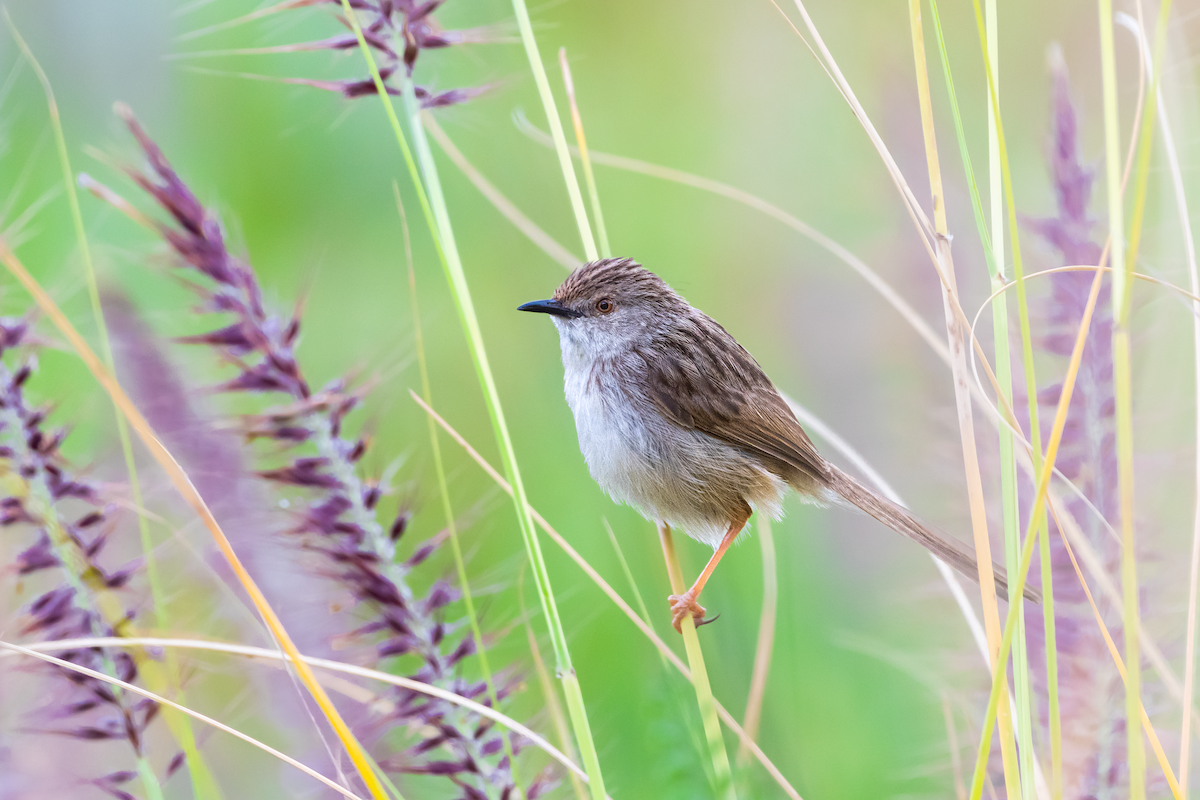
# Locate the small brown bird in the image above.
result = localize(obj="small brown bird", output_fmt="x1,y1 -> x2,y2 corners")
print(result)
520,258 -> 1035,632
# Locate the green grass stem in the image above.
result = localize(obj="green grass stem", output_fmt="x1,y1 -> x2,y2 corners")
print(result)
509,0 -> 598,261
980,7 -> 1034,797
1097,0 -> 1146,793
336,6 -> 608,796
658,523 -> 736,800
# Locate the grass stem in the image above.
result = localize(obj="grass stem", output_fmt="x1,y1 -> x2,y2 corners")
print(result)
658,523 -> 736,800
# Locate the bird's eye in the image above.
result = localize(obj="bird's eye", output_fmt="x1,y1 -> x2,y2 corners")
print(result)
596,298 -> 615,314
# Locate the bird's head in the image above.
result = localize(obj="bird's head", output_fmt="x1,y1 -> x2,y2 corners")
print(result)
518,258 -> 685,357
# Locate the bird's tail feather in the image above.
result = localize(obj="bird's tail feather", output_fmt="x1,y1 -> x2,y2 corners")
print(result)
824,464 -> 1041,604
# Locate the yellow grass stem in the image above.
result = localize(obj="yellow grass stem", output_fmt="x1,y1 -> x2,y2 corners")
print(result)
4,16 -> 215,797
658,523 -> 736,800
1049,504 -> 1182,798
393,186 -> 518,800
410,391 -> 804,800
0,240 -> 388,800
558,48 -> 610,258
337,7 -> 607,795
509,0 -> 598,261
906,5 -> 1020,795
737,516 -> 777,767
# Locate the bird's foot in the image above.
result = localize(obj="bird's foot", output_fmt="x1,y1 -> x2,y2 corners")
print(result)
668,591 -> 714,633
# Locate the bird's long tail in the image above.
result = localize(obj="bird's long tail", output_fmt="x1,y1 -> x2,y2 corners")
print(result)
824,464 -> 1040,604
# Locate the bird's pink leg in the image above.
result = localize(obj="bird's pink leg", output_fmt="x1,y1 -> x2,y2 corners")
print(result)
666,514 -> 750,633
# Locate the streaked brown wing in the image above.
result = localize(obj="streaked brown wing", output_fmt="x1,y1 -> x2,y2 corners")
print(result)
636,316 -> 829,482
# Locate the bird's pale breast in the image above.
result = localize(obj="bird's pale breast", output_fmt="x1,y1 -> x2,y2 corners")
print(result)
561,349 -> 787,549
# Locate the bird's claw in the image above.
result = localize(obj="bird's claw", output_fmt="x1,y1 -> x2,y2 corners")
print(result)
668,591 -> 708,633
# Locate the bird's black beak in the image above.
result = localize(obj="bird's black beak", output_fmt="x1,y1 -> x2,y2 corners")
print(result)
517,299 -> 581,319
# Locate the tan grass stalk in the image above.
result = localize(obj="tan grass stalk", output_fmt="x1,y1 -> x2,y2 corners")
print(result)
906,3 -> 1019,793
0,641 -> 369,800
0,240 -> 388,800
944,693 -> 968,800
5,20 -> 214,797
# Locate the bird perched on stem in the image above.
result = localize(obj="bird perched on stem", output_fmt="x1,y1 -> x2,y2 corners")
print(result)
520,258 -> 1036,632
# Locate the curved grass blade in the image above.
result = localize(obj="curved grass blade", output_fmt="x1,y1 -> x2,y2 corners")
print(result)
0,641 -> 369,800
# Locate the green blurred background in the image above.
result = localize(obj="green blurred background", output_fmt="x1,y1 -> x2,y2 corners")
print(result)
2,1 -> 1197,797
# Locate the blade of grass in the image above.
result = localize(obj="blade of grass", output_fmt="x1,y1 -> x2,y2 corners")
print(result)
558,48 -> 610,258
0,641 -> 370,800
410,391 -> 803,800
736,515 -> 777,768
658,523 -> 736,800
0,239 -> 386,800
905,5 -> 1020,795
335,7 -> 608,795
400,74 -> 607,799
393,184 -> 517,800
3,18 -> 214,799
509,0 -> 598,261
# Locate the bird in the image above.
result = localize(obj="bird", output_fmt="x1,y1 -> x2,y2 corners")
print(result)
519,257 -> 1036,632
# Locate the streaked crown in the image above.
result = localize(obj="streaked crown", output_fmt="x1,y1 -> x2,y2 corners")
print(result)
553,258 -> 682,309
